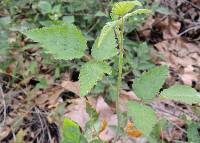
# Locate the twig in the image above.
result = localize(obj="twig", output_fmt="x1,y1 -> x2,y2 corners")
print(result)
183,0 -> 200,11
0,85 -> 6,126
178,25 -> 200,37
162,24 -> 200,41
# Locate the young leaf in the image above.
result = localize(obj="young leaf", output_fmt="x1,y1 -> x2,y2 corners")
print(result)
79,61 -> 111,96
61,118 -> 81,143
133,66 -> 168,101
97,21 -> 117,49
127,101 -> 157,136
25,24 -> 87,60
92,29 -> 118,60
124,8 -> 152,20
111,1 -> 142,16
160,85 -> 200,105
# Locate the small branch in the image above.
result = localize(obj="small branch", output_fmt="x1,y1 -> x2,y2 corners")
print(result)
178,25 -> 200,37
0,85 -> 6,126
183,0 -> 200,11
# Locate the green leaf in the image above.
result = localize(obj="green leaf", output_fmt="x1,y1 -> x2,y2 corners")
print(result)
16,130 -> 25,143
0,30 -> 9,56
160,85 -> 200,105
25,24 -> 87,60
97,21 -> 117,49
38,1 -> 52,15
62,16 -> 75,24
61,118 -> 81,143
187,122 -> 200,143
92,29 -> 118,60
79,61 -> 111,96
124,8 -> 152,20
111,1 -> 142,16
133,66 -> 168,101
127,101 -> 157,136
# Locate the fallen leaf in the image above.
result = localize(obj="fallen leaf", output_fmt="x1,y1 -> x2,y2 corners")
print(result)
61,81 -> 80,96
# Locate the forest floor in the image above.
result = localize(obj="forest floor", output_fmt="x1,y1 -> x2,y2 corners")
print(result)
1,0 -> 200,143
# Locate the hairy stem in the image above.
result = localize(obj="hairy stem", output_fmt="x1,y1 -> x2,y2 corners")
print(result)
115,16 -> 124,141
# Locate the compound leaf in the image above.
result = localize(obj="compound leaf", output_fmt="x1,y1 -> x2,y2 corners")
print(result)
133,66 -> 168,101
92,29 -> 118,60
127,101 -> 157,136
160,85 -> 200,105
79,61 -> 111,96
25,24 -> 87,60
111,1 -> 142,16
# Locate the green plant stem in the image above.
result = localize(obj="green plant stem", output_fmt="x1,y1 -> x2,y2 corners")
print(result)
115,16 -> 124,141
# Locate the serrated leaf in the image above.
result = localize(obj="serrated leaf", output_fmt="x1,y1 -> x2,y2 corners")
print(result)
25,24 -> 87,60
92,29 -> 118,60
127,101 -> 157,136
97,21 -> 117,48
111,1 -> 142,16
133,66 -> 168,101
61,118 -> 81,143
79,61 -> 111,96
160,85 -> 200,105
124,8 -> 152,20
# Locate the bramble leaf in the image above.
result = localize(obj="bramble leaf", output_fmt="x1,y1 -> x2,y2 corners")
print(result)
79,61 -> 111,96
25,24 -> 87,60
160,85 -> 200,105
92,29 -> 118,60
111,1 -> 142,16
127,101 -> 157,136
133,66 -> 168,101
97,21 -> 117,49
61,118 -> 81,143
124,8 -> 152,20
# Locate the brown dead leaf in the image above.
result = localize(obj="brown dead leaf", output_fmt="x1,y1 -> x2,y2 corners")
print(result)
154,38 -> 200,90
139,16 -> 155,38
160,17 -> 181,39
61,81 -> 80,96
161,127 -> 183,142
35,86 -> 64,109
65,98 -> 89,129
0,126 -> 11,141
96,96 -> 113,121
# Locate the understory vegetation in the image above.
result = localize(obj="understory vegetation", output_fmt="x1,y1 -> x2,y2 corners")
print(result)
1,0 -> 200,143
